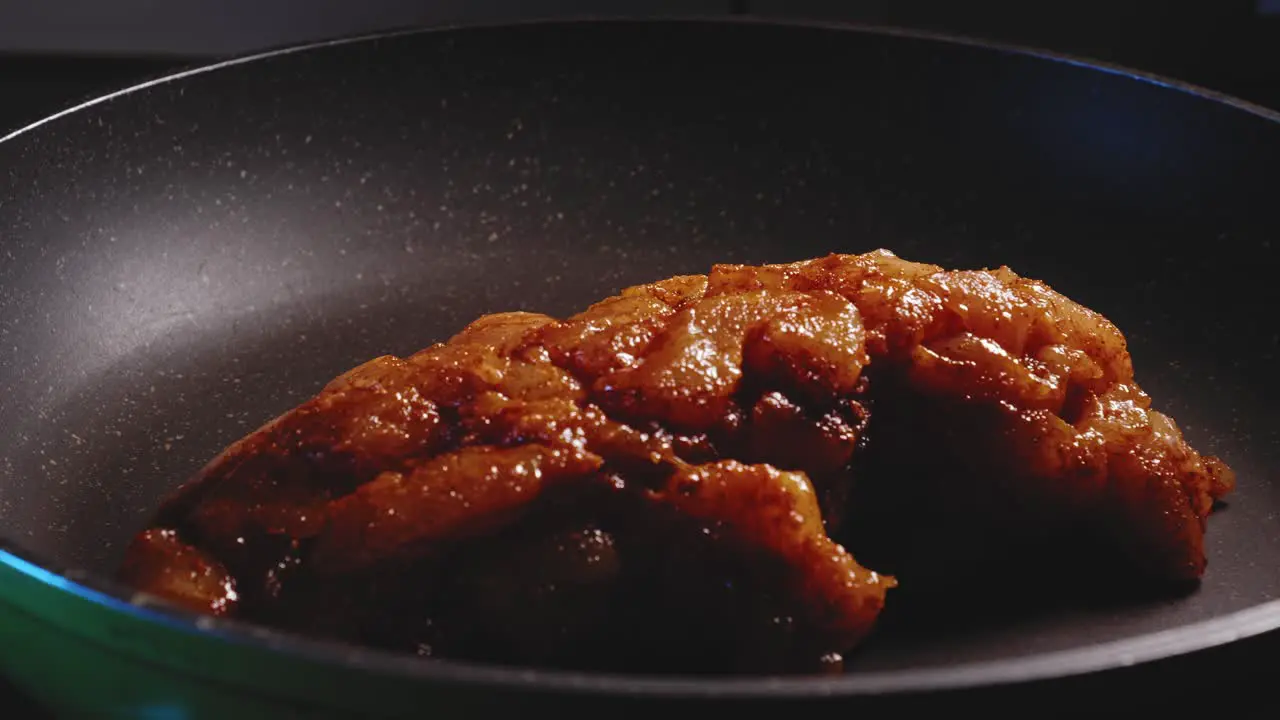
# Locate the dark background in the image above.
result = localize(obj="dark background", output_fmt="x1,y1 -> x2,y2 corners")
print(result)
4,0 -> 1280,138
3,0 -> 1280,136
1,1 -> 1278,717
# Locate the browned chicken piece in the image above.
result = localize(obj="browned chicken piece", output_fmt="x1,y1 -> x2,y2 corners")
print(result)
118,529 -> 238,616
124,277 -> 888,673
707,251 -> 1233,587
119,249 -> 1232,674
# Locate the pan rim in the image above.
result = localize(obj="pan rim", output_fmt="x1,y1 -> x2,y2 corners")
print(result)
2,15 -> 1279,700
4,14 -> 1280,148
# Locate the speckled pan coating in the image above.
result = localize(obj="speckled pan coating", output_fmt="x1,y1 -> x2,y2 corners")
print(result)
1,18 -> 1280,713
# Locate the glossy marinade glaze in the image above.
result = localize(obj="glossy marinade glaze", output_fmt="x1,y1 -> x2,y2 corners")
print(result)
118,250 -> 1233,674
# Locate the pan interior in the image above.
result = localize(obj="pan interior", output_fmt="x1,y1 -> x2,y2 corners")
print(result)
1,20 -> 1279,676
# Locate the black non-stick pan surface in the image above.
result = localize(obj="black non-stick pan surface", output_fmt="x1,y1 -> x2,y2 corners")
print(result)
2,17 -> 1280,719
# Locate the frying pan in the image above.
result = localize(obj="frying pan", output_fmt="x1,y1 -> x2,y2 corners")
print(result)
2,17 -> 1279,719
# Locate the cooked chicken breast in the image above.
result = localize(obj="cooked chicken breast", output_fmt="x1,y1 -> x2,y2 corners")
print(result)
119,249 -> 1232,673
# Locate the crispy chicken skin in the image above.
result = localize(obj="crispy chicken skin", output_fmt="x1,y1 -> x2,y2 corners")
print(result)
119,249 -> 1232,673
